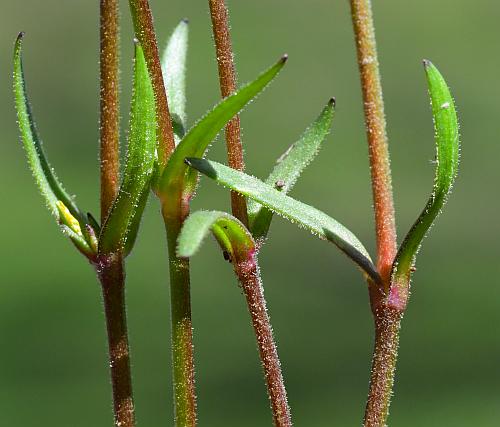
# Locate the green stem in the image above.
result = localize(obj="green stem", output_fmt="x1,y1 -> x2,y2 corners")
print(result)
163,214 -> 197,426
349,0 -> 397,284
97,254 -> 135,427
208,0 -> 249,227
363,307 -> 402,427
234,252 -> 291,427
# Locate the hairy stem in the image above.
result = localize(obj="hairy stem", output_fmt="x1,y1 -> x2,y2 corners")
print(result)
99,0 -> 120,222
128,0 -> 176,170
350,0 -> 396,283
363,307 -> 402,427
163,212 -> 197,426
97,254 -> 135,427
234,252 -> 291,427
208,0 -> 249,227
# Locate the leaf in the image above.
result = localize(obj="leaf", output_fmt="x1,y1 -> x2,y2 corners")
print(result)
177,210 -> 254,262
249,98 -> 335,240
391,60 -> 459,289
158,55 -> 288,210
13,32 -> 94,257
186,158 -> 381,284
162,19 -> 189,143
99,41 -> 156,256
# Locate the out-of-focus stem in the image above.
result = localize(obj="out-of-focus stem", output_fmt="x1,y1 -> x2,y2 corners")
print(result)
209,0 -> 249,227
234,252 -> 292,427
128,0 -> 176,170
163,212 -> 197,427
98,254 -> 135,427
99,0 -> 120,221
350,0 -> 397,284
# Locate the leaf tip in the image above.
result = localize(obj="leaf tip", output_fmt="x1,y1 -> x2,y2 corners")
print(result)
422,59 -> 432,69
16,31 -> 25,42
181,17 -> 189,24
280,54 -> 289,64
329,97 -> 336,107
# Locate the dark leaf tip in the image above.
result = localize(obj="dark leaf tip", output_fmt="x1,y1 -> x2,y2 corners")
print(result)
280,54 -> 289,63
422,59 -> 432,68
329,97 -> 336,107
16,31 -> 25,42
181,18 -> 189,24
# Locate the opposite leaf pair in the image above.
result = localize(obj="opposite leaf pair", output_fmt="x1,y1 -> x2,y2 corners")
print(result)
14,33 -> 156,262
184,60 -> 459,310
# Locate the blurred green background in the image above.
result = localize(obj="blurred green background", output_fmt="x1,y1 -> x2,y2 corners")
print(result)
1,0 -> 499,425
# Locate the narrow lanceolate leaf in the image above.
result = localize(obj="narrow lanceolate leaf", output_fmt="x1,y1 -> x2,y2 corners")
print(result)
186,158 -> 381,284
177,211 -> 254,262
99,42 -> 156,256
158,55 -> 287,210
13,32 -> 94,257
162,19 -> 189,142
249,98 -> 335,240
391,61 -> 459,295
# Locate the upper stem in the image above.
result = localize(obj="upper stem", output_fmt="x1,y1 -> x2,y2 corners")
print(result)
128,0 -> 176,170
234,252 -> 292,427
163,212 -> 197,426
97,254 -> 135,427
99,0 -> 120,222
208,0 -> 249,227
350,0 -> 397,284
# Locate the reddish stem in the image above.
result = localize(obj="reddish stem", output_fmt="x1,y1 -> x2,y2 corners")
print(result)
234,252 -> 292,427
128,0 -> 176,170
350,0 -> 397,284
208,0 -> 249,227
363,307 -> 402,427
97,254 -> 135,427
99,0 -> 120,222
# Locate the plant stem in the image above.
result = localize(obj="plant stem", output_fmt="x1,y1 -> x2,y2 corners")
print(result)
208,0 -> 249,227
163,213 -> 197,427
350,2 -> 403,424
97,254 -> 135,427
99,4 -> 135,426
350,0 -> 397,284
234,252 -> 292,427
363,307 -> 402,427
128,0 -> 176,170
99,0 -> 120,222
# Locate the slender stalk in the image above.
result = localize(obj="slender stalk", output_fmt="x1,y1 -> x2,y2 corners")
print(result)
99,3 -> 135,426
363,307 -> 402,427
97,254 -> 135,427
350,1 -> 403,424
234,252 -> 292,427
100,0 -> 120,222
128,0 -> 176,170
163,212 -> 197,427
208,0 -> 249,227
350,0 -> 397,284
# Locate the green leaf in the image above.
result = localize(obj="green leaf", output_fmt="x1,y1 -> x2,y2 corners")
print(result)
177,210 -> 254,262
13,33 -> 94,257
99,42 -> 156,256
158,55 -> 287,210
186,158 -> 381,284
249,98 -> 335,240
391,60 -> 459,289
162,19 -> 189,143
